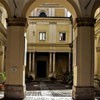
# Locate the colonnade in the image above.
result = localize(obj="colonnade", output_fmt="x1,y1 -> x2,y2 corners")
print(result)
27,52 -> 72,78
4,17 -> 96,100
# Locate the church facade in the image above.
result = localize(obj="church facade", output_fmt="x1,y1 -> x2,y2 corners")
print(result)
26,5 -> 72,80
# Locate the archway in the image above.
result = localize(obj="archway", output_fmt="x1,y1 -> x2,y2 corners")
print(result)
0,0 -> 11,17
94,6 -> 100,98
22,0 -> 79,18
22,0 -> 79,99
0,2 -> 8,77
21,0 -> 97,100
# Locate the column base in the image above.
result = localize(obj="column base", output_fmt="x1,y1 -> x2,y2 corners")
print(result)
48,72 -> 56,78
28,72 -> 35,80
4,85 -> 26,99
72,86 -> 95,100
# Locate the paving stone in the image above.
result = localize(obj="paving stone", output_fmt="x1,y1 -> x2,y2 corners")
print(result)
24,96 -> 72,100
0,82 -> 99,100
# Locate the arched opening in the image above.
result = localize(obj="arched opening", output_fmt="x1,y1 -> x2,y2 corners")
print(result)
0,1 -> 9,96
94,7 -> 100,97
22,0 -> 79,18
0,3 -> 8,28
22,0 -> 79,99
0,3 -> 8,68
0,0 -> 11,17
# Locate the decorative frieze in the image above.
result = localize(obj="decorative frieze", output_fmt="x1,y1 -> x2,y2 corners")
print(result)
76,18 -> 96,27
6,17 -> 27,26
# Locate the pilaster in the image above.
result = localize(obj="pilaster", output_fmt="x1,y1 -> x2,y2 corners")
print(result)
73,17 -> 96,100
48,52 -> 53,78
32,52 -> 35,80
5,17 -> 27,99
29,52 -> 32,72
53,52 -> 55,72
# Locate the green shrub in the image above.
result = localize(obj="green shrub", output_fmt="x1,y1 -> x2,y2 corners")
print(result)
56,71 -> 73,85
0,72 -> 6,84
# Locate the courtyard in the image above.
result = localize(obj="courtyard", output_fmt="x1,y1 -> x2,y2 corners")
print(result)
0,80 -> 100,100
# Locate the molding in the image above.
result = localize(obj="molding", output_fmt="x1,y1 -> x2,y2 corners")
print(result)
72,86 -> 94,100
6,17 -> 27,26
27,43 -> 71,47
5,85 -> 26,99
28,17 -> 71,23
76,18 -> 96,27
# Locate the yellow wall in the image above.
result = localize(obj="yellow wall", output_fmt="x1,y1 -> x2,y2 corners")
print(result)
55,9 -> 65,17
27,18 -> 72,52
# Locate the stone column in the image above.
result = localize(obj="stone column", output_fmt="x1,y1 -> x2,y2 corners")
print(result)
53,52 -> 56,77
96,47 -> 100,75
31,52 -> 35,79
68,52 -> 71,72
32,52 -> 35,73
48,52 -> 52,77
0,43 -> 5,72
72,18 -> 96,100
29,52 -> 32,72
94,36 -> 97,75
49,52 -> 52,73
5,17 -> 27,99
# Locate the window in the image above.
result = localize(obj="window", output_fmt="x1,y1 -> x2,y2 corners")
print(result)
39,32 -> 46,41
59,32 -> 66,41
39,12 -> 47,17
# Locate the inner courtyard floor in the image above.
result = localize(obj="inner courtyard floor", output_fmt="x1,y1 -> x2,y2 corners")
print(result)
0,80 -> 100,100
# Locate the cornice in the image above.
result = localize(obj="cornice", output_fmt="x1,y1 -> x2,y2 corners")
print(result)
27,43 -> 71,47
76,18 -> 96,27
28,17 -> 71,25
6,17 -> 27,26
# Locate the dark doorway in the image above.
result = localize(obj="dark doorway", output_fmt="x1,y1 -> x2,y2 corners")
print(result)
37,61 -> 46,78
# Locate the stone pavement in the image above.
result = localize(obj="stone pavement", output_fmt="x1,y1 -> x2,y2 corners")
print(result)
0,81 -> 72,100
0,81 -> 99,100
25,81 -> 72,100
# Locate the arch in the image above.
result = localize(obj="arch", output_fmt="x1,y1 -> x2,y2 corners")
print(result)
0,0 -> 11,17
91,0 -> 100,17
22,0 -> 80,18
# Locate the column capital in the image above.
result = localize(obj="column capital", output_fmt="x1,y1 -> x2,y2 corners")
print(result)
76,17 -> 96,27
6,17 -> 27,26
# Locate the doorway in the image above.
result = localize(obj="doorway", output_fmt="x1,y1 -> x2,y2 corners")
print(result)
37,61 -> 47,78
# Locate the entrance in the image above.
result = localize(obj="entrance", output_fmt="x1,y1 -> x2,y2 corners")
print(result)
37,61 -> 47,78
